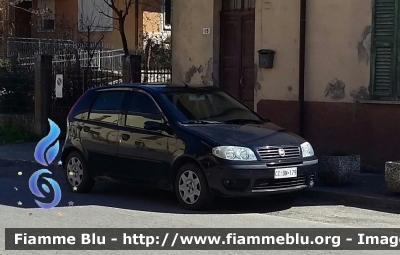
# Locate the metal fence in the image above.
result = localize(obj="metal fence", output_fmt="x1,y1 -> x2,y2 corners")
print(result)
7,37 -> 172,83
2,34 -> 171,126
49,64 -> 123,133
6,37 -> 105,57
0,59 -> 35,115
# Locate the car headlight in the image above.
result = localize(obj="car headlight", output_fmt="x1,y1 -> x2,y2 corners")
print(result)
301,142 -> 314,157
212,146 -> 257,161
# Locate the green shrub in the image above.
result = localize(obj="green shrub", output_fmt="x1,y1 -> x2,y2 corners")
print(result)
0,121 -> 37,143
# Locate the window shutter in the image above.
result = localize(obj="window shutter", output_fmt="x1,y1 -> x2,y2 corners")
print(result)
371,0 -> 397,99
78,0 -> 112,32
93,0 -> 113,31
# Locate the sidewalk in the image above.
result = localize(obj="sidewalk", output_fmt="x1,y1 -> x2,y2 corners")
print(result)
0,142 -> 399,212
0,141 -> 63,165
304,174 -> 400,212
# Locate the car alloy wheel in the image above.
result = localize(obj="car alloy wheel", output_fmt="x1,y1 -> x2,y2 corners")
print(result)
175,163 -> 213,211
64,151 -> 95,193
178,170 -> 201,205
67,157 -> 83,186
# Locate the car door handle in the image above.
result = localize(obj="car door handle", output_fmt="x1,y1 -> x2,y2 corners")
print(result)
121,134 -> 130,141
83,126 -> 90,132
135,140 -> 144,146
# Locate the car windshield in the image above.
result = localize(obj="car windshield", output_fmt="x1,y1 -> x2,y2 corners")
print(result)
160,90 -> 265,124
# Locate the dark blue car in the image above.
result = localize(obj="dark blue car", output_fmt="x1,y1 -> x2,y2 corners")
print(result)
61,83 -> 318,210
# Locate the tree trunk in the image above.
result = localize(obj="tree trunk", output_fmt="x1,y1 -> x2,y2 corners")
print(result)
119,18 -> 129,57
143,38 -> 152,83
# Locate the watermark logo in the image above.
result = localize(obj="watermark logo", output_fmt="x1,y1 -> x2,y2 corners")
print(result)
29,119 -> 62,209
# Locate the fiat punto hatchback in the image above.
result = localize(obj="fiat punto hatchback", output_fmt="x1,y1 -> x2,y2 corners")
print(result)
61,83 -> 318,210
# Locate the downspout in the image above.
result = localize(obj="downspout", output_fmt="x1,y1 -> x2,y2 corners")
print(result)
134,0 -> 139,50
299,0 -> 306,137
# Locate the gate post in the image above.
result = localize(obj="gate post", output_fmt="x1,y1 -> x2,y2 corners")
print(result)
122,56 -> 131,83
34,55 -> 53,137
130,54 -> 142,83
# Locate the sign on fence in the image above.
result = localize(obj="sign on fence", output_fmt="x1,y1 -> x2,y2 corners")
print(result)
55,74 -> 63,98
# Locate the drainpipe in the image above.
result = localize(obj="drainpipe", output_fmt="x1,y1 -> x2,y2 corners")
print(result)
134,0 -> 139,50
299,0 -> 306,137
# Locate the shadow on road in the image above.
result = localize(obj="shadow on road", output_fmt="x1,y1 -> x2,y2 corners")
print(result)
0,159 -> 398,215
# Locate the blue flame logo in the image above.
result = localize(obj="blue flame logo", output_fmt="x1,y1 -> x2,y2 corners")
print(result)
29,119 -> 62,209
34,119 -> 60,167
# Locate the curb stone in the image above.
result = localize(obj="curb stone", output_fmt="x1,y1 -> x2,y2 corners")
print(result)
303,188 -> 400,212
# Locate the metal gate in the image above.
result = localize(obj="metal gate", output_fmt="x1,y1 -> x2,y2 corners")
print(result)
49,64 -> 123,136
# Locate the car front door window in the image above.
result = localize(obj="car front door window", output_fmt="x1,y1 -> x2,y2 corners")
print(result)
125,92 -> 162,129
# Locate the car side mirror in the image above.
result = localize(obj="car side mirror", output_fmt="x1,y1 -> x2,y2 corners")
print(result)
144,121 -> 163,131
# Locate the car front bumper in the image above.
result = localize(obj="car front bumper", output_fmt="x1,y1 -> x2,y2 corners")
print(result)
204,159 -> 318,197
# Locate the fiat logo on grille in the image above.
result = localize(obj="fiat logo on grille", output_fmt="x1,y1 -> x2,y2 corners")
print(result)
278,148 -> 286,157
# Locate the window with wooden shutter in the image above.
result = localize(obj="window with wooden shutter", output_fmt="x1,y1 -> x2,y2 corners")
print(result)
78,0 -> 113,32
371,0 -> 398,100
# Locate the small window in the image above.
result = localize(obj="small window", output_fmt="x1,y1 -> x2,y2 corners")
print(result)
89,91 -> 125,124
125,92 -> 162,129
37,0 -> 55,31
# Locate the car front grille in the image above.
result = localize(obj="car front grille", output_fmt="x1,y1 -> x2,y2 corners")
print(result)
257,146 -> 301,160
252,175 -> 309,191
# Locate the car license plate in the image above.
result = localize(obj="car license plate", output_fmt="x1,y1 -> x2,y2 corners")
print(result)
274,167 -> 297,179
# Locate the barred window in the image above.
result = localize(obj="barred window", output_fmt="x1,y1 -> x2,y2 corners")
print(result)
37,0 -> 55,32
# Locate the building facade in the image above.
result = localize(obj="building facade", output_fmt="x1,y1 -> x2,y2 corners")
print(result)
6,0 -> 169,51
171,0 -> 400,171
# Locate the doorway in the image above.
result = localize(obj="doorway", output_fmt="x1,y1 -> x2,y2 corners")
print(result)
220,0 -> 255,109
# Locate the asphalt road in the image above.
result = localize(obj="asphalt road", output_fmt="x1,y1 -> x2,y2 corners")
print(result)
1,159 -> 400,255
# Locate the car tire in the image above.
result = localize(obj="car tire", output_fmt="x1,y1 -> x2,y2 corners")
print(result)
270,191 -> 300,204
64,151 -> 95,193
175,163 -> 213,211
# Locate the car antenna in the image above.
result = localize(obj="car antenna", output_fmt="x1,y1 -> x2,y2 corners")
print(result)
182,82 -> 189,88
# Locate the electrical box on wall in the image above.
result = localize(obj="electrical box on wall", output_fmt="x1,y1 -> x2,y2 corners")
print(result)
258,49 -> 276,68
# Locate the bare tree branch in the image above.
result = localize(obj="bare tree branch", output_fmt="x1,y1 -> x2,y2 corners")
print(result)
102,0 -> 120,16
98,0 -> 135,57
98,10 -> 119,20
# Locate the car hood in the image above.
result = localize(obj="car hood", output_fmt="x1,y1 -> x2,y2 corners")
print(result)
182,122 -> 306,148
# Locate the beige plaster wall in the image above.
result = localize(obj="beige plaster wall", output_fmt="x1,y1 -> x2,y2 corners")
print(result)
171,0 -> 216,86
305,0 -> 371,103
254,0 -> 301,110
255,0 -> 372,107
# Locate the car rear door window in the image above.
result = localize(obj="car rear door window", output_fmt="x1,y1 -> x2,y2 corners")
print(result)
125,91 -> 162,129
89,90 -> 125,124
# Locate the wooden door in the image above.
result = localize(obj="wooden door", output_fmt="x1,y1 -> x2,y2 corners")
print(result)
220,0 -> 255,109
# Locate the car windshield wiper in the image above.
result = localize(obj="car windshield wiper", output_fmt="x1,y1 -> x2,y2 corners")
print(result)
182,120 -> 223,124
223,119 -> 265,124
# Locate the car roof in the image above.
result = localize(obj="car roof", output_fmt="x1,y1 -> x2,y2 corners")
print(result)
90,83 -> 220,94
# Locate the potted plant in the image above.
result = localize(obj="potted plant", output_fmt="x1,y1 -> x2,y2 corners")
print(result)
317,151 -> 360,186
385,161 -> 400,193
